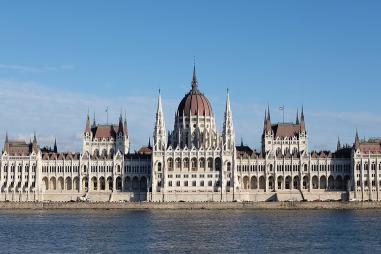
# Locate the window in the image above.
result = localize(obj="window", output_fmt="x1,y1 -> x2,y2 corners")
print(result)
192,181 -> 196,187
184,181 -> 188,187
168,181 -> 172,187
200,181 -> 204,187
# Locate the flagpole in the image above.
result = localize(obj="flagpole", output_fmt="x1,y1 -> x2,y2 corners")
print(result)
283,105 -> 285,124
106,106 -> 109,125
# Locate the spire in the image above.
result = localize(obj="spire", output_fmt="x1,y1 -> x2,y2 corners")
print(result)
264,106 -> 272,133
240,137 -> 243,147
33,132 -> 37,144
296,108 -> 300,124
191,62 -> 198,90
337,137 -> 341,151
54,138 -> 57,153
123,112 -> 128,136
222,89 -> 235,150
355,129 -> 360,149
4,132 -> 9,152
85,112 -> 91,133
92,112 -> 96,127
154,91 -> 166,151
148,137 -> 151,148
300,106 -> 306,132
118,113 -> 123,134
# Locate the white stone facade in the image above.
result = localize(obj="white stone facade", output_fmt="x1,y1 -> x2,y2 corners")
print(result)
0,67 -> 380,202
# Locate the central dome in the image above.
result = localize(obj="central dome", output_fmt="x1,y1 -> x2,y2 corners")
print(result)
177,67 -> 213,117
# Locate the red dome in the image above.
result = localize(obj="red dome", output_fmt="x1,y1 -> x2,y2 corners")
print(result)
177,66 -> 213,117
177,89 -> 213,117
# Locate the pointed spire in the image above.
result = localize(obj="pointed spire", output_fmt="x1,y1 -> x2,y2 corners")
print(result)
154,90 -> 166,151
123,111 -> 128,136
355,129 -> 360,148
191,62 -> 198,90
54,138 -> 57,153
241,137 -> 243,147
33,132 -> 37,143
92,112 -> 96,127
118,112 -> 123,134
85,112 -> 91,133
148,137 -> 151,148
222,89 -> 235,150
296,108 -> 300,124
267,104 -> 271,121
337,137 -> 341,151
5,131 -> 8,143
300,106 -> 306,132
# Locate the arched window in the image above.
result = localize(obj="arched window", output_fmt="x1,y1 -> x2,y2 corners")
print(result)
215,158 -> 221,171
157,162 -> 162,172
175,158 -> 181,169
207,158 -> 213,170
167,158 -> 174,171
191,158 -> 197,170
183,158 -> 189,169
199,158 -> 205,168
227,162 -> 231,171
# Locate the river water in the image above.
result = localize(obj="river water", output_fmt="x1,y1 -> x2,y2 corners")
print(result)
0,209 -> 380,253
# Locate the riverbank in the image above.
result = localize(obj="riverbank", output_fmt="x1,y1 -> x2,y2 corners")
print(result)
0,201 -> 381,210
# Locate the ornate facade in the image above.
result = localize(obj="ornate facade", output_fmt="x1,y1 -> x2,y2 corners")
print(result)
0,66 -> 380,202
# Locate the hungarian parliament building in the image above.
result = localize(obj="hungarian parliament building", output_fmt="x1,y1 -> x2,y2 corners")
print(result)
1,67 -> 380,202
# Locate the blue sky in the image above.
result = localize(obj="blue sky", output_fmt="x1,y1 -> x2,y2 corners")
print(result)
0,1 -> 380,151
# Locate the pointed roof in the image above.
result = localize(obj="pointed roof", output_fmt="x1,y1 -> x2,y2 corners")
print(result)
92,112 -> 96,127
54,138 -> 57,153
123,112 -> 128,136
177,66 -> 213,117
191,63 -> 198,90
337,136 -> 341,150
117,113 -> 124,134
296,108 -> 299,124
85,112 -> 91,133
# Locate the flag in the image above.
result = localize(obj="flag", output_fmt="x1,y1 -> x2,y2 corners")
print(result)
279,106 -> 284,111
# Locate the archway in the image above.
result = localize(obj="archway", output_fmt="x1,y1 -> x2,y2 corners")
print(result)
302,176 -> 309,189
312,175 -> 318,189
49,177 -> 56,190
328,176 -> 335,190
259,176 -> 265,190
107,177 -> 113,191
335,175 -> 344,190
42,177 -> 49,191
320,176 -> 327,189
99,177 -> 105,191
73,177 -> 79,191
250,176 -> 257,189
268,176 -> 274,190
116,177 -> 122,191
285,176 -> 291,189
132,176 -> 139,191
65,177 -> 72,190
140,176 -> 147,192
277,176 -> 283,190
124,176 -> 131,191
293,176 -> 300,190
91,177 -> 98,191
243,176 -> 249,190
